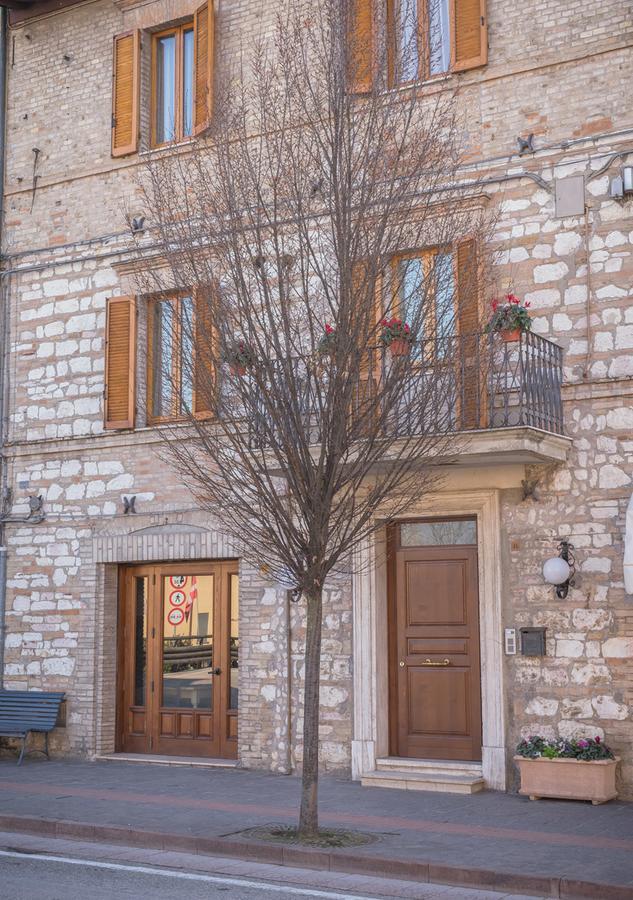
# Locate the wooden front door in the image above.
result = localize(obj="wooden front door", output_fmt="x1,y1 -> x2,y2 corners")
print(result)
117,562 -> 239,758
388,519 -> 482,761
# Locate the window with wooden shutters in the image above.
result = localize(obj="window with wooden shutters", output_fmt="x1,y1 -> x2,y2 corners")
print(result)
348,0 -> 373,94
146,291 -> 215,422
105,296 -> 136,429
193,0 -> 215,134
385,0 -> 487,86
450,0 -> 487,72
112,31 -> 140,157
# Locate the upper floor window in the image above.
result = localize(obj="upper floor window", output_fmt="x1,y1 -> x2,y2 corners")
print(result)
104,291 -> 214,430
153,24 -> 195,146
392,248 -> 456,358
348,0 -> 487,94
149,293 -> 195,421
390,0 -> 451,85
111,2 -> 215,158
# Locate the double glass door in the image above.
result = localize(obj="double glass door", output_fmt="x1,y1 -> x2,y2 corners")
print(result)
117,562 -> 238,758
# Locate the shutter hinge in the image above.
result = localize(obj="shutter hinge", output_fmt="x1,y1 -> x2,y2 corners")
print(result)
151,626 -> 155,639
151,679 -> 155,693
481,16 -> 485,25
111,114 -> 116,129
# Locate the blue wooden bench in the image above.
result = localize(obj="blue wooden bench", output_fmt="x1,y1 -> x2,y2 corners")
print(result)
0,690 -> 65,765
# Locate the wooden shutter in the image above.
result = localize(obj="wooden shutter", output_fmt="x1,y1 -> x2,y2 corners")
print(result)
451,0 -> 487,72
348,0 -> 373,94
111,31 -> 140,157
194,288 -> 216,417
105,296 -> 136,429
194,1 -> 215,134
351,260 -> 381,432
455,239 -> 485,429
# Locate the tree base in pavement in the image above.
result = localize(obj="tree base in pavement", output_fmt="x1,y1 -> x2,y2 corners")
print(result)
242,824 -> 376,848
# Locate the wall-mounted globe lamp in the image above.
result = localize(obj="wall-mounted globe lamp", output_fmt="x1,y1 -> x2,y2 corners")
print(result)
542,540 -> 575,599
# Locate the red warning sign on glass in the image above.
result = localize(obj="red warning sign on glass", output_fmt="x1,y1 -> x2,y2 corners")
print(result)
170,575 -> 187,588
167,607 -> 185,626
169,590 -> 186,607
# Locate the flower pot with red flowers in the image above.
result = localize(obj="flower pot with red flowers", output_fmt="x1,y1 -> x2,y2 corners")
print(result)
514,735 -> 619,805
380,318 -> 414,357
486,293 -> 532,342
317,324 -> 337,359
227,340 -> 254,376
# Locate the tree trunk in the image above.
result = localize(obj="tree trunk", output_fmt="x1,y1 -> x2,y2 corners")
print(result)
298,588 -> 323,837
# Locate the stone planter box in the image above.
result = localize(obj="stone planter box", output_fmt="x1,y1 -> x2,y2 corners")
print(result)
514,755 -> 619,805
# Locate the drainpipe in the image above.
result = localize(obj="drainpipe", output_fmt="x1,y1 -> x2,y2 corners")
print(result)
0,7 -> 9,687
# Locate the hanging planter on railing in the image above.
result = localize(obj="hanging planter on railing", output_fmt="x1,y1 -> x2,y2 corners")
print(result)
380,318 -> 413,357
226,340 -> 255,376
485,293 -> 532,343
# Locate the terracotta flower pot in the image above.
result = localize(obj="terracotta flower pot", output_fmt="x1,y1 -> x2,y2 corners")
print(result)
500,328 -> 522,343
229,363 -> 247,376
389,338 -> 411,357
514,755 -> 619,805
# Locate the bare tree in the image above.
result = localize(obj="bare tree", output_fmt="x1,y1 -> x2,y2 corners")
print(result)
136,0 -> 488,836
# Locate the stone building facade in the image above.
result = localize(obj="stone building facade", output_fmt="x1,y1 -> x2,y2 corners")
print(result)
1,0 -> 632,798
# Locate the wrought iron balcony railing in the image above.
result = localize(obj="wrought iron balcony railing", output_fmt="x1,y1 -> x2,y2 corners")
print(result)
245,331 -> 564,448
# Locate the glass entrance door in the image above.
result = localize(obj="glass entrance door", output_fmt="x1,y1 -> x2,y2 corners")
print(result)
117,562 -> 239,758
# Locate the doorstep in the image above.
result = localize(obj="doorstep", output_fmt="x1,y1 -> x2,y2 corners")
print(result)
361,757 -> 485,794
95,753 -> 239,769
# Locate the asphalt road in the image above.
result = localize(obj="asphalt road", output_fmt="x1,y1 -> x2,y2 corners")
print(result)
0,852 -> 361,900
0,848 -> 545,900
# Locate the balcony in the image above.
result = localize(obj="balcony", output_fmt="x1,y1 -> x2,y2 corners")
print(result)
247,332 -> 570,466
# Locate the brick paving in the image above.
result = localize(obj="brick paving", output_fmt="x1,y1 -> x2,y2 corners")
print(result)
0,758 -> 631,892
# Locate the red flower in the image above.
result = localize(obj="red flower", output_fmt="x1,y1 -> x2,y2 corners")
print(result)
325,323 -> 334,334
404,324 -> 410,333
595,736 -> 601,743
524,301 -> 531,308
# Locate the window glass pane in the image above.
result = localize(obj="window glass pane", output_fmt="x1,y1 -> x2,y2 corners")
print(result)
133,577 -> 148,707
162,575 -> 214,710
229,574 -> 239,710
395,0 -> 419,83
399,256 -> 425,358
153,300 -> 174,417
400,520 -> 477,545
434,251 -> 455,358
428,0 -> 450,75
182,28 -> 194,137
180,295 -> 194,412
156,33 -> 176,143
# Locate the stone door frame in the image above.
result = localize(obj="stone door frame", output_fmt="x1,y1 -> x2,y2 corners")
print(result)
351,488 -> 507,790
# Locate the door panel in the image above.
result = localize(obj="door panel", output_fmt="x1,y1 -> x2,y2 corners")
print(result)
389,521 -> 482,761
117,561 -> 238,758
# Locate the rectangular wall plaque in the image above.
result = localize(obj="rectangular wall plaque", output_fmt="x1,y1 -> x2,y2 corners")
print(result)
520,627 -> 547,657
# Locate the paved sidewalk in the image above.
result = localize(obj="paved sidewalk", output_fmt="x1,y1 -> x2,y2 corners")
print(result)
0,758 -> 631,897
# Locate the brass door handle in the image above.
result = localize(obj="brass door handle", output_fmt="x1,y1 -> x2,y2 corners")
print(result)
422,658 -> 451,667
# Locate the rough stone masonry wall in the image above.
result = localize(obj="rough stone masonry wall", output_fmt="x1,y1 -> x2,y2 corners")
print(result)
1,0 -> 633,787
485,150 -> 633,796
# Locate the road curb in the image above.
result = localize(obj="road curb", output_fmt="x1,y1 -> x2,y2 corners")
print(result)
0,813 -> 630,900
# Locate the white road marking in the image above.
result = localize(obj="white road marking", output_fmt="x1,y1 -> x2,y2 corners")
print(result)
0,848 -> 383,900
